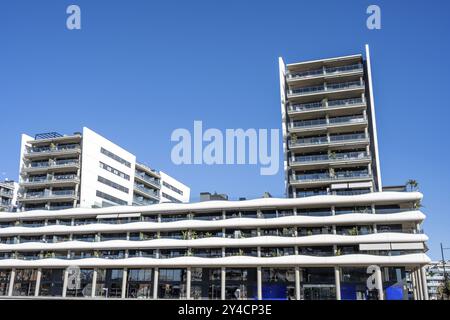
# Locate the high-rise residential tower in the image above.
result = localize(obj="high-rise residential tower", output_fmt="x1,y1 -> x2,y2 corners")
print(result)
279,45 -> 382,198
17,127 -> 190,211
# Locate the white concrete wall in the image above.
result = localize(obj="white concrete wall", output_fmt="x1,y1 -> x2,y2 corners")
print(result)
160,171 -> 190,203
18,134 -> 34,185
79,127 -> 136,208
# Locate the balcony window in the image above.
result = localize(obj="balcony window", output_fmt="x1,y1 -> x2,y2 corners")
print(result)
100,233 -> 127,241
192,212 -> 223,221
225,247 -> 258,257
225,229 -> 257,239
260,247 -> 295,257
297,208 -> 332,216
298,226 -> 332,236
298,246 -> 334,256
159,249 -> 187,259
159,231 -> 183,240
191,248 -> 223,258
335,206 -> 372,215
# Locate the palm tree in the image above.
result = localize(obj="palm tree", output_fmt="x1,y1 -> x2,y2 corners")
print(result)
406,179 -> 419,192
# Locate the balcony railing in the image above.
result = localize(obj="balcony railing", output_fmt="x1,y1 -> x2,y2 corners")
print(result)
292,170 -> 370,183
134,184 -> 160,198
135,173 -> 161,188
23,190 -> 76,199
293,151 -> 370,164
23,175 -> 79,184
289,80 -> 364,96
287,63 -> 363,80
24,160 -> 79,171
290,115 -> 366,129
289,133 -> 368,148
288,97 -> 365,113
26,144 -> 81,154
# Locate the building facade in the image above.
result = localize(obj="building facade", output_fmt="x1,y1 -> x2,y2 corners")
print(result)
0,181 -> 18,212
279,45 -> 382,198
17,127 -> 190,211
0,46 -> 431,300
0,192 -> 430,300
426,261 -> 450,300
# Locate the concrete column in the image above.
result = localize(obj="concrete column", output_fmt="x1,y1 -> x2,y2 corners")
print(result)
186,268 -> 191,300
420,267 -> 429,300
257,267 -> 262,300
153,268 -> 159,299
121,268 -> 128,299
375,267 -> 384,300
221,267 -> 226,300
414,269 -> 422,300
91,269 -> 97,298
34,268 -> 42,297
411,270 -> 418,300
62,268 -> 69,297
295,267 -> 301,300
8,269 -> 16,297
334,267 -> 341,300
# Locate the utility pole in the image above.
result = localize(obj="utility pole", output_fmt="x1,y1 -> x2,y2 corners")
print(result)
440,243 -> 449,300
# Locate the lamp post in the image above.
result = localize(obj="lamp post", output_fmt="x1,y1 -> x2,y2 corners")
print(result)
440,243 -> 450,300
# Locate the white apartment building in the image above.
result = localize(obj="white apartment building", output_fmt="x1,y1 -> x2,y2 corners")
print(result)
279,45 -> 382,198
0,46 -> 430,300
426,261 -> 450,300
0,181 -> 18,212
17,127 -> 190,211
0,192 -> 430,300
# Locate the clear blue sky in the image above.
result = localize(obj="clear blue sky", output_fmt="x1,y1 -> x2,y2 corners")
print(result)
0,0 -> 449,259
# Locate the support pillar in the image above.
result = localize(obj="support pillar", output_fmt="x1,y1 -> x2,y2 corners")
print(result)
221,267 -> 226,300
34,268 -> 42,297
416,269 -> 423,300
411,270 -> 418,300
375,267 -> 384,300
153,268 -> 159,299
62,268 -> 69,297
257,267 -> 262,300
420,267 -> 429,300
186,268 -> 191,300
121,268 -> 128,299
91,269 -> 97,298
8,268 -> 15,297
295,267 -> 301,300
334,267 -> 341,300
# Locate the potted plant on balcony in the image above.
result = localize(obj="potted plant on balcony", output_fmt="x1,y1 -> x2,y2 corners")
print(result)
205,232 -> 213,238
406,179 -> 419,192
291,134 -> 297,145
348,227 -> 359,236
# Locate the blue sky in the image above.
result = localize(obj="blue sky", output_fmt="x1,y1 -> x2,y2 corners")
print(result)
0,0 -> 449,259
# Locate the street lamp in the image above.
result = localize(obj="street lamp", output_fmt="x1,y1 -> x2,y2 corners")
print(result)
440,243 -> 450,300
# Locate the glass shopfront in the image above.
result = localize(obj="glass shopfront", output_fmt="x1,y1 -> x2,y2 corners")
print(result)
126,269 -> 153,299
96,269 -> 123,298
225,268 -> 257,300
66,269 -> 94,297
13,269 -> 37,296
262,268 -> 296,300
190,268 -> 221,300
39,269 -> 64,297
158,268 -> 187,299
302,268 -> 336,300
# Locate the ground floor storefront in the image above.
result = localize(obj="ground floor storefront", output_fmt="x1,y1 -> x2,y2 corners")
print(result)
0,265 -> 429,300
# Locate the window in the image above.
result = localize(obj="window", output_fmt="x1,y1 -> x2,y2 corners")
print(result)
98,176 -> 129,194
96,190 -> 128,206
162,181 -> 183,195
100,148 -> 131,168
99,162 -> 130,181
162,192 -> 181,203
